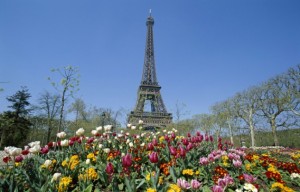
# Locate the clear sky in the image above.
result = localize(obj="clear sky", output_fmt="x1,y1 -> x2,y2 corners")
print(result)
1,0 -> 300,124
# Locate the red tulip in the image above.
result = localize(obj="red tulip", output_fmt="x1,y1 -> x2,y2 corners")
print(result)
171,132 -> 176,139
105,162 -> 114,175
182,138 -> 189,146
21,150 -> 29,156
3,156 -> 11,163
149,152 -> 159,163
187,132 -> 191,137
122,154 -> 132,168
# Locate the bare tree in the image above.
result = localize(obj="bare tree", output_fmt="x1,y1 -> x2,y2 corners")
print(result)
36,91 -> 61,143
232,87 -> 261,147
48,66 -> 80,133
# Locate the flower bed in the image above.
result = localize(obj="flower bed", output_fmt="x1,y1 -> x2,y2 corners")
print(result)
1,127 -> 300,192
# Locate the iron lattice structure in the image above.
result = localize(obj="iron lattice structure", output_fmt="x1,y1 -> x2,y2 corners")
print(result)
128,14 -> 172,129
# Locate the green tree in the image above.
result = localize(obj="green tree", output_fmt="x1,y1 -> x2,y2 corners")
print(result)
0,87 -> 32,147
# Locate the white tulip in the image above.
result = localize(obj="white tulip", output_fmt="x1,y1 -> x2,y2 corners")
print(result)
44,160 -> 52,168
104,125 -> 112,132
138,120 -> 143,124
86,159 -> 91,165
131,126 -> 136,130
129,142 -> 134,148
57,132 -> 67,139
103,148 -> 110,153
60,139 -> 69,147
76,128 -> 85,136
51,173 -> 62,182
140,143 -> 145,147
29,145 -> 41,154
98,144 -> 103,149
91,130 -> 98,136
96,126 -> 103,131
127,123 -> 132,128
4,146 -> 22,156
28,141 -> 41,147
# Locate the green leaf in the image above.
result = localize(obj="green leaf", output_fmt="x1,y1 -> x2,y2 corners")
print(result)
118,183 -> 124,190
202,185 -> 212,192
83,184 -> 93,192
170,166 -> 177,183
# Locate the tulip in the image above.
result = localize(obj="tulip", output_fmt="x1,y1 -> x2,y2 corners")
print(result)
187,132 -> 191,137
149,152 -> 159,163
22,149 -> 29,156
169,146 -> 177,156
76,128 -> 85,136
181,138 -> 189,146
60,139 -> 69,147
138,119 -> 143,124
179,146 -> 186,158
103,148 -> 110,153
15,155 -> 23,163
105,162 -> 114,175
199,157 -> 209,165
51,173 -> 62,182
57,132 -> 67,138
152,138 -> 158,146
28,141 -> 41,147
233,159 -> 242,167
41,147 -> 49,154
104,125 -> 112,132
131,126 -> 136,130
3,156 -> 11,163
177,178 -> 191,189
243,173 -> 257,183
171,132 -> 176,139
122,154 -> 132,168
96,126 -> 103,132
191,179 -> 201,189
147,143 -> 154,151
212,185 -> 223,192
91,130 -> 98,136
29,145 -> 41,154
43,159 -> 52,168
4,146 -> 22,156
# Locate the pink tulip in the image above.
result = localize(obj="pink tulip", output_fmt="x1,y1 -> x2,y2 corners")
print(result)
169,146 -> 177,156
122,154 -> 132,168
152,138 -> 158,146
149,152 -> 159,163
105,162 -> 114,175
243,173 -> 256,183
212,185 -> 223,192
233,159 -> 242,167
199,157 -> 209,165
187,132 -> 191,137
171,132 -> 176,139
41,147 -> 49,154
191,179 -> 201,189
179,146 -> 186,158
177,178 -> 191,189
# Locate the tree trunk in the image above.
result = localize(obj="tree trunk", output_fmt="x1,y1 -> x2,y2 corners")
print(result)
249,119 -> 255,147
271,118 -> 279,146
227,119 -> 234,145
0,129 -> 6,148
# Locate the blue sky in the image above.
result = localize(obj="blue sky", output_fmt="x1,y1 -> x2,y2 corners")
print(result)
1,0 -> 300,123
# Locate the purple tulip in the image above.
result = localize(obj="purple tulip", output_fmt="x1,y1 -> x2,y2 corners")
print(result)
149,152 -> 159,163
15,155 -> 23,163
147,143 -> 154,151
122,154 -> 132,168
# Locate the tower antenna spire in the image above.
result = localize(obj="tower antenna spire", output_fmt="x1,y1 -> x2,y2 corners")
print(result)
149,9 -> 152,16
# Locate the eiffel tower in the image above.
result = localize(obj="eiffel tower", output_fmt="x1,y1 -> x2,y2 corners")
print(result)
128,12 -> 172,129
